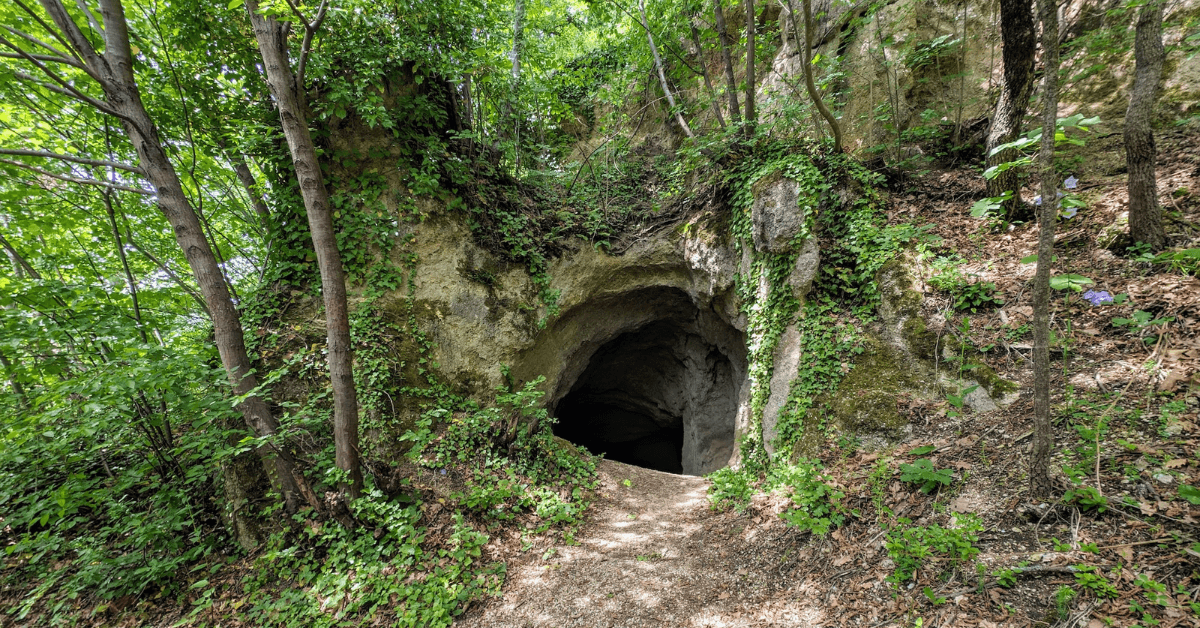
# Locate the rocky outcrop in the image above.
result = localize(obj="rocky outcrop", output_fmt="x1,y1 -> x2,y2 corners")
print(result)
365,169 -> 1012,472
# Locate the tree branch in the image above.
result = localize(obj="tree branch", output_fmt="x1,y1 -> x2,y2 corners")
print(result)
124,234 -> 209,316
0,148 -> 143,174
0,49 -> 84,68
0,158 -> 152,194
295,0 -> 328,89
0,41 -> 126,121
73,0 -> 105,37
31,0 -> 105,71
9,0 -> 87,66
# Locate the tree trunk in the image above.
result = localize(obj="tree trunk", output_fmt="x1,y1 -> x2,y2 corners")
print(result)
985,0 -> 1037,222
511,0 -> 526,79
743,0 -> 757,138
793,0 -> 842,151
713,0 -> 742,127
230,152 -> 272,229
1029,0 -> 1059,501
638,0 -> 695,139
1125,0 -> 1165,250
690,22 -> 726,128
35,0 -> 310,514
246,1 -> 362,500
0,349 -> 29,409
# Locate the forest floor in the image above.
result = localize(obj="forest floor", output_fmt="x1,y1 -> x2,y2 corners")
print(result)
456,125 -> 1200,628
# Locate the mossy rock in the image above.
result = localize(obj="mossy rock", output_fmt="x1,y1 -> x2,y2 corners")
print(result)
823,334 -> 932,442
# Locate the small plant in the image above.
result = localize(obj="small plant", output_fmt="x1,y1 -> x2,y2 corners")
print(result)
774,460 -> 849,536
1152,248 -> 1200,276
1063,485 -> 1109,512
899,458 -> 955,494
1053,586 -> 1078,621
1112,310 -> 1173,342
993,567 -> 1019,588
1074,565 -> 1119,599
945,384 -> 979,418
885,514 -> 983,583
1179,485 -> 1200,505
707,467 -> 755,512
953,282 -> 1004,313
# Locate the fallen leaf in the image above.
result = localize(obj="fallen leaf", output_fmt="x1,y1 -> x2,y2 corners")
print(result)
1165,459 -> 1187,468
833,555 -> 851,567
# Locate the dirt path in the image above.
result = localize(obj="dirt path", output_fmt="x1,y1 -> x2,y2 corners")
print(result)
455,460 -> 830,628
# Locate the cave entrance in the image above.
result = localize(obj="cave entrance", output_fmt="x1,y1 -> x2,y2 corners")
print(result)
553,320 -> 740,476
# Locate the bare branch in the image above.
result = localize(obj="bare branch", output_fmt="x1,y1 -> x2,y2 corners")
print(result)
0,50 -> 85,68
2,24 -> 74,60
10,0 -> 87,66
0,148 -> 143,174
124,234 -> 209,315
295,0 -> 328,88
282,0 -> 310,26
0,39 -> 127,120
0,158 -> 153,194
34,0 -> 107,71
73,0 -> 105,37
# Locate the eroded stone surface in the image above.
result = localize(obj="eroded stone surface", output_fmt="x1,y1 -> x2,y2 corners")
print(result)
751,174 -> 807,253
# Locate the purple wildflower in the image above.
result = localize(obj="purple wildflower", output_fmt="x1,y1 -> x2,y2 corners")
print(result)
1082,290 -> 1113,306
1064,176 -> 1079,190
1034,195 -> 1042,206
1062,206 -> 1078,219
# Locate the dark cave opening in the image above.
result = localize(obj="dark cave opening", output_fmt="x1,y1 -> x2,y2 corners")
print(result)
552,320 -> 740,476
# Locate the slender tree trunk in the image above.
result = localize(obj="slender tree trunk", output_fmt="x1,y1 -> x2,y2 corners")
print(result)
0,349 -> 29,409
1125,0 -> 1165,250
35,0 -> 310,514
1029,0 -> 1059,501
246,1 -> 362,500
690,21 -> 726,128
791,0 -> 842,151
230,152 -> 271,229
511,0 -> 526,79
713,0 -> 742,127
985,0 -> 1037,222
638,0 -> 695,139
102,191 -> 148,343
743,0 -> 757,138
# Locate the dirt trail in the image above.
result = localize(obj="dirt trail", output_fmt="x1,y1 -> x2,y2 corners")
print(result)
456,460 -> 828,628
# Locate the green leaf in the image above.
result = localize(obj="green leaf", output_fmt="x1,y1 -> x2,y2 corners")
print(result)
1180,485 -> 1200,506
1050,274 -> 1094,292
910,445 -> 935,456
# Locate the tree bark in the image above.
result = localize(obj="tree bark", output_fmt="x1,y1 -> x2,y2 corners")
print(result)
690,21 -> 726,128
34,0 -> 310,514
743,0 -> 757,138
1125,0 -> 1165,251
246,0 -> 362,500
1029,0 -> 1059,501
638,0 -> 695,139
713,0 -> 742,127
985,0 -> 1037,222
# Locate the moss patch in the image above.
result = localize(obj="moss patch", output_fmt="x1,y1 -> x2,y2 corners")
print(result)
824,334 -> 931,439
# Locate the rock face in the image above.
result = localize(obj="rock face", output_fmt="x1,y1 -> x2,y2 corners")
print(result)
366,169 -> 1011,472
751,173 -> 808,253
